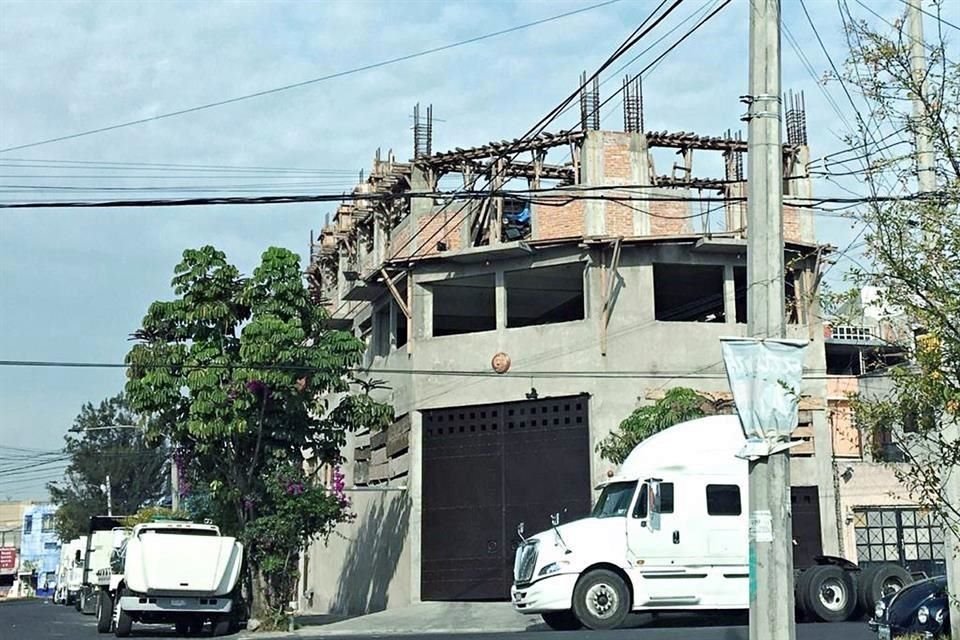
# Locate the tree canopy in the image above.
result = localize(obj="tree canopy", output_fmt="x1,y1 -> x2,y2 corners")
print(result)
124,245 -> 391,621
47,394 -> 168,542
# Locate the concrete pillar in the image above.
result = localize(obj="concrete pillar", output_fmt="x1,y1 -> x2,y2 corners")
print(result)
412,278 -> 431,340
723,265 -> 737,324
495,270 -> 506,330
811,409 -> 841,556
581,131 -> 605,236
786,145 -> 815,243
629,133 -> 652,236
407,411 -> 424,604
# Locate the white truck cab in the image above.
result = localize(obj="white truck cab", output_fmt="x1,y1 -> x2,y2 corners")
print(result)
99,520 -> 244,638
511,415 -> 748,630
511,414 -> 914,630
55,536 -> 87,607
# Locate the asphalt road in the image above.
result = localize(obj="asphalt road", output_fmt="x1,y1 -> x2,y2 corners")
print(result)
1,599 -> 879,640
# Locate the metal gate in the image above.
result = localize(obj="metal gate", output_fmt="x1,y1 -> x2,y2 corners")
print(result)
421,394 -> 591,601
854,507 -> 946,577
791,486 -> 823,569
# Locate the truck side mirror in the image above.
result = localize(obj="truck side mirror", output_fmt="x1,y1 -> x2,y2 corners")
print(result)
646,478 -> 662,531
74,550 -> 81,564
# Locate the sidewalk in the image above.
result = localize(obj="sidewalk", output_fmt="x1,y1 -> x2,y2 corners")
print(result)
243,602 -> 544,637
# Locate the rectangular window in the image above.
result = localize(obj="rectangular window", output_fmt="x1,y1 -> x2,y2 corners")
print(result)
431,273 -> 496,336
23,515 -> 32,534
372,305 -> 390,357
632,482 -> 675,518
44,542 -> 58,550
706,484 -> 742,516
505,262 -> 585,328
41,514 -> 54,532
394,281 -> 408,349
654,264 -> 725,322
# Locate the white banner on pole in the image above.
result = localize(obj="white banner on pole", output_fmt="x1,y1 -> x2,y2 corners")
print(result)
720,337 -> 809,459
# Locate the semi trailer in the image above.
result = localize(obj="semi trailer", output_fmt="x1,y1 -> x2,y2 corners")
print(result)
510,415 -> 915,630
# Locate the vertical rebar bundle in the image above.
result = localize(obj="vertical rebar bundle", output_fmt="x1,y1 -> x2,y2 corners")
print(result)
623,75 -> 644,133
579,72 -> 600,131
413,103 -> 433,158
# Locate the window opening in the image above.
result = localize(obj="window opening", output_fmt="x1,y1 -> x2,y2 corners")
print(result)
654,264 -> 725,322
431,273 -> 496,336
505,262 -> 585,328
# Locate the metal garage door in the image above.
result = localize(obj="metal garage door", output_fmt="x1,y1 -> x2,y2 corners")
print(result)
421,394 -> 591,601
854,507 -> 946,577
791,486 -> 824,569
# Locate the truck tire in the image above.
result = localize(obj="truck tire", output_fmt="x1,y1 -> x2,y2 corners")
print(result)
212,617 -> 231,636
541,610 -> 583,631
857,563 -> 911,614
572,569 -> 632,630
96,590 -> 113,633
75,590 -> 83,612
795,567 -> 817,620
114,590 -> 133,638
803,565 -> 857,622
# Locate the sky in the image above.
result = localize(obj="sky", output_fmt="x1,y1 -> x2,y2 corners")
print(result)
0,0 -> 951,500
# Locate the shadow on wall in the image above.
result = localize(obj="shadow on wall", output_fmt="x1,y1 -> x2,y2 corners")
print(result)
329,492 -> 412,615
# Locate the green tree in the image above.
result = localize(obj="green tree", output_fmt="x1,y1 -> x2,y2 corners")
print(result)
124,245 -> 390,622
47,394 -> 168,541
596,388 -> 713,464
831,3 -> 960,538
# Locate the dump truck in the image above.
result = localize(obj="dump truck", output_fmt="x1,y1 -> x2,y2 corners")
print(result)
96,520 -> 244,637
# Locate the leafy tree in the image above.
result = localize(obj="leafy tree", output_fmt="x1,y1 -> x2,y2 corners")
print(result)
47,395 -> 168,541
597,388 -> 713,464
830,3 -> 960,539
124,245 -> 391,622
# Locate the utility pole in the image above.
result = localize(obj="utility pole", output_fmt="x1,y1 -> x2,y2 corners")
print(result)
171,456 -> 180,513
746,1 -> 794,640
105,474 -> 112,517
908,4 -> 958,638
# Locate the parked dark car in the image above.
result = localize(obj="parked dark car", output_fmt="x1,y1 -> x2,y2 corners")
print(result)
869,575 -> 950,639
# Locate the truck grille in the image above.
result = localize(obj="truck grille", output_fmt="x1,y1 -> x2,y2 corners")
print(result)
514,540 -> 539,585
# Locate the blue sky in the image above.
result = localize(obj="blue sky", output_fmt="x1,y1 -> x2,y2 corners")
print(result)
0,0 -> 946,499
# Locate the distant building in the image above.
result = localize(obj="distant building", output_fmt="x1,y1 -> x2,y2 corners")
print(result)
19,503 -> 60,595
0,500 -> 34,550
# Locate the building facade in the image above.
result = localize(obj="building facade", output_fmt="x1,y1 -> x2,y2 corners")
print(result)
298,100 -> 926,613
19,503 -> 61,595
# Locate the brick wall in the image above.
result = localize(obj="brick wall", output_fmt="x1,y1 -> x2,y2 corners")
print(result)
649,200 -> 691,235
784,204 -> 802,243
533,199 -> 585,240
388,207 -> 465,260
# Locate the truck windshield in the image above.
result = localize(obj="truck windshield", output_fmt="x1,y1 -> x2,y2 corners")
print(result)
591,481 -> 638,518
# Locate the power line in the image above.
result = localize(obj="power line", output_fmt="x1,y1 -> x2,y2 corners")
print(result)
0,158 -> 359,174
0,0 -> 624,154
891,0 -> 960,32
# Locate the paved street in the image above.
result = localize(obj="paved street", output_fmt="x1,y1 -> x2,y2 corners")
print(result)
1,599 -> 879,640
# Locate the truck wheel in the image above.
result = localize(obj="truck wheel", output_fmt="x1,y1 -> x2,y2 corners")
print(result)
75,590 -> 83,612
803,565 -> 857,622
213,617 -> 231,636
857,563 -> 911,614
572,569 -> 631,630
114,591 -> 132,638
541,610 -> 583,631
96,590 -> 113,633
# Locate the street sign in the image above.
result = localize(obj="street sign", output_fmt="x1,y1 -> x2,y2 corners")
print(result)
0,547 -> 17,573
720,337 -> 809,459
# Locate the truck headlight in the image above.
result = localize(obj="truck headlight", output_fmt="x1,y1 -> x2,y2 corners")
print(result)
934,607 -> 945,626
537,560 -> 570,577
874,600 -> 886,620
917,605 -> 929,625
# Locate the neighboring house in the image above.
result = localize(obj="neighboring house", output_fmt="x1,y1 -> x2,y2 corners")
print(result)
297,96 -> 922,615
0,500 -> 34,551
19,503 -> 61,596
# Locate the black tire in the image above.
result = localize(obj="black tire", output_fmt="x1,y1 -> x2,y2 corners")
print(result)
541,610 -> 583,631
857,563 -> 912,617
175,620 -> 189,635
74,591 -> 83,612
795,567 -> 817,620
96,590 -> 113,633
212,617 -> 231,636
572,569 -> 632,630
803,565 -> 857,622
187,619 -> 204,635
114,590 -> 132,638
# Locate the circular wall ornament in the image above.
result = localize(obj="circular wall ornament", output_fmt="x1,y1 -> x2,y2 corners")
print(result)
491,352 -> 511,374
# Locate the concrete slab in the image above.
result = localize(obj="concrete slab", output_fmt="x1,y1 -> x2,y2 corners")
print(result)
242,602 -> 541,638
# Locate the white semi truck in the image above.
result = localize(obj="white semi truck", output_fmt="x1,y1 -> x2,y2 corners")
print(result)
53,536 -> 87,606
95,520 -> 244,637
510,415 -> 914,630
77,516 -> 128,615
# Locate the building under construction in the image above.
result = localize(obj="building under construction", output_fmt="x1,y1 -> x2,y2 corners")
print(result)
298,85 -> 942,615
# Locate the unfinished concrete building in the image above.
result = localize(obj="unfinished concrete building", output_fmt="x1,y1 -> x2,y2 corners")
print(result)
298,87 -> 936,615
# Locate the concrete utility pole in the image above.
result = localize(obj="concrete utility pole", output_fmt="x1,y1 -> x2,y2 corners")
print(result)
908,4 -> 958,637
171,457 -> 180,513
908,0 -> 936,195
746,1 -> 794,640
105,474 -> 112,517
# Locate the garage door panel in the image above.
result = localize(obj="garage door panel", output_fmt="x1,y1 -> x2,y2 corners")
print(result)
422,394 -> 590,601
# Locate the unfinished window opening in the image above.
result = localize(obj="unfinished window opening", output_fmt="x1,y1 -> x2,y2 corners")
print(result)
734,266 -> 799,324
502,199 -> 532,242
358,318 -> 372,366
505,262 -> 585,328
431,273 -> 496,336
394,281 -> 408,349
373,305 -> 390,357
654,263 -> 725,322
